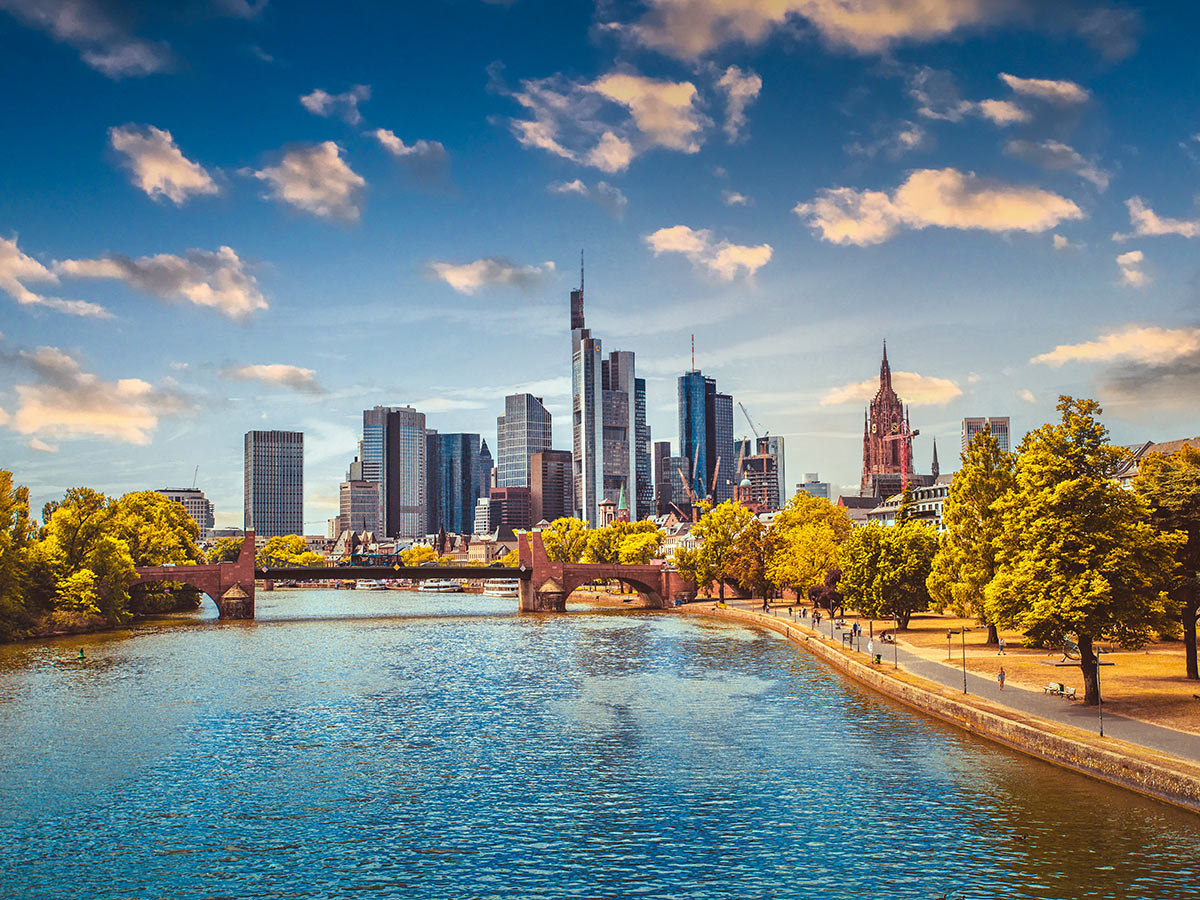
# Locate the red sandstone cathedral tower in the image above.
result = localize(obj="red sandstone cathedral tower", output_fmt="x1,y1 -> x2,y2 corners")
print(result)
860,342 -> 917,497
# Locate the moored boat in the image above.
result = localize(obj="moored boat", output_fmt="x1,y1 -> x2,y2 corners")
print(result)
418,578 -> 462,593
354,579 -> 387,590
482,579 -> 519,598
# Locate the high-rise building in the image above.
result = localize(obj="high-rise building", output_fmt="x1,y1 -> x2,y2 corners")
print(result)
961,416 -> 1011,456
797,473 -> 832,501
156,488 -> 215,542
243,430 -> 303,538
860,343 -> 918,498
361,406 -> 426,539
487,486 -> 531,530
496,394 -> 552,488
426,432 -> 488,535
571,261 -> 648,525
479,439 -> 494,498
756,435 -> 786,509
653,440 -> 673,514
530,449 -> 573,524
678,369 -> 735,505
338,479 -> 381,535
742,453 -> 780,510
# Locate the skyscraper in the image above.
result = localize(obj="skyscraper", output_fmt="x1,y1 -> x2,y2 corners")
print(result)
530,449 -> 573,524
570,259 -> 648,525
653,440 -> 672,515
338,479 -> 381,535
678,369 -> 735,505
427,432 -> 488,535
243,430 -> 303,538
496,394 -> 552,488
156,488 -> 215,542
361,405 -> 426,539
961,416 -> 1011,455
756,435 -> 786,509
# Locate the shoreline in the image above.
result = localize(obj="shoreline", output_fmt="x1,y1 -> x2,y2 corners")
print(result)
684,602 -> 1200,816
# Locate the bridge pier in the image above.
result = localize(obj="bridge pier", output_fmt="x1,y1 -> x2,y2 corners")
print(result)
131,532 -> 256,620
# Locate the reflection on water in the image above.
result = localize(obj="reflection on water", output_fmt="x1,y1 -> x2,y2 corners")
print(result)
0,588 -> 1198,900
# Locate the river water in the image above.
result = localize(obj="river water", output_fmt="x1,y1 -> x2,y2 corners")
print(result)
0,588 -> 1197,900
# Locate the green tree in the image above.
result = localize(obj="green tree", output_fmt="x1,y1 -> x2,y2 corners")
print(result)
766,493 -> 851,598
541,517 -> 591,563
618,528 -> 663,565
1134,443 -> 1200,681
672,545 -> 713,598
986,397 -> 1183,705
257,535 -> 308,568
0,471 -> 36,638
927,431 -> 1015,644
894,481 -> 917,524
207,537 -> 246,564
840,522 -> 937,629
110,491 -> 205,614
688,500 -> 758,599
725,516 -> 771,598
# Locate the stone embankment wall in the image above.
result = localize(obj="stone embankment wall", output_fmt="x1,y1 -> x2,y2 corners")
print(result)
695,604 -> 1200,816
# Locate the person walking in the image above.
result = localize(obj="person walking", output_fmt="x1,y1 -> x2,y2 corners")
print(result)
998,636 -> 1007,655
998,666 -> 1006,691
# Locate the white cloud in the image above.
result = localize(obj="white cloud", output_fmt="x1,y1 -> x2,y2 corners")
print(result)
795,167 -> 1083,246
0,345 -> 195,445
500,68 -> 708,172
56,246 -> 268,320
300,85 -> 370,125
1052,233 -> 1082,251
998,73 -> 1090,105
221,363 -> 324,394
547,179 -> 628,218
1004,139 -> 1109,190
1018,388 -> 1036,404
1113,197 -> 1200,241
427,258 -> 555,295
371,129 -> 449,179
28,437 -> 57,453
975,99 -> 1030,125
846,121 -> 929,159
722,190 -> 751,206
1031,325 -> 1200,367
251,142 -> 365,221
0,236 -> 109,318
645,225 -> 772,280
0,0 -> 171,78
616,0 -> 1022,58
715,65 -> 762,142
1115,249 -> 1150,287
820,370 -> 963,406
909,68 -> 1028,127
109,124 -> 218,204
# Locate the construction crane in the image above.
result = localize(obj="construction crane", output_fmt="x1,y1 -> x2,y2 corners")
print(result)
191,465 -> 199,490
709,456 -> 722,502
739,402 -> 767,440
881,425 -> 920,491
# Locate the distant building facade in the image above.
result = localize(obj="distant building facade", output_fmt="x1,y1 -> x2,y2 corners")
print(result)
156,488 -> 215,542
427,432 -> 488,535
530,449 -> 573,524
244,430 -> 303,538
496,394 -> 552,488
961,416 -> 1011,456
487,486 -> 532,530
678,369 -> 735,505
338,479 -> 381,535
797,473 -> 831,502
741,453 -> 780,510
362,405 -> 427,539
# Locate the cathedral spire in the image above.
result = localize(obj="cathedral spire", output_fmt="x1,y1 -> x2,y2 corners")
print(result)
931,438 -> 940,480
880,340 -> 892,389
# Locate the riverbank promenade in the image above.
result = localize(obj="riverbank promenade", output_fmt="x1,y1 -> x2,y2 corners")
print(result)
717,599 -> 1200,764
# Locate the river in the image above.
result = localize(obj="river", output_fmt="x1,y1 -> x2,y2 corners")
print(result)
0,588 -> 1197,899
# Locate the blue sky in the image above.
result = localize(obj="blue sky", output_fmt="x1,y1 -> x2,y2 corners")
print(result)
2,0 -> 1199,531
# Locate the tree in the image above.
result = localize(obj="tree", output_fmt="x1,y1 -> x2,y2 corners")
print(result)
541,518 -> 590,563
292,551 -> 326,567
208,537 -> 245,564
257,535 -> 308,568
765,493 -> 851,599
0,471 -> 36,638
1135,444 -> 1200,680
840,522 -> 937,629
986,397 -> 1183,705
401,545 -> 438,567
927,431 -> 1015,644
618,529 -> 663,565
110,491 -> 205,614
688,500 -> 758,599
672,545 -> 713,597
583,525 -> 622,564
895,481 -> 916,524
725,517 -> 771,597
808,567 -> 843,617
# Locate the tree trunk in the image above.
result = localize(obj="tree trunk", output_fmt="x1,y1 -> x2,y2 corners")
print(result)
719,579 -> 726,600
1078,633 -> 1100,706
1183,597 -> 1198,681
985,622 -> 998,645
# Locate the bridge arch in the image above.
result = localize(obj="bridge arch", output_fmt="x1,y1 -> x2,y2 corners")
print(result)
129,533 -> 256,619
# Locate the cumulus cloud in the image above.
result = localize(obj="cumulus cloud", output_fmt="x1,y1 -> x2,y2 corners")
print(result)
909,67 -> 1028,126
715,65 -> 762,142
109,124 -> 218,204
221,363 -> 324,394
1032,325 -> 1200,367
998,73 -> 1090,105
0,236 -> 109,318
0,344 -> 195,445
1113,197 -> 1200,241
497,67 -> 709,172
300,85 -> 370,125
427,258 -> 555,295
56,246 -> 267,320
1004,139 -> 1110,190
821,370 -> 962,406
1018,388 -> 1036,404
371,128 -> 449,180
795,167 -> 1083,246
975,99 -> 1029,125
1115,250 -> 1149,287
1052,233 -> 1082,251
547,179 -> 628,218
28,437 -> 57,453
722,190 -> 751,206
0,0 -> 172,77
250,142 -> 365,221
645,225 -> 772,280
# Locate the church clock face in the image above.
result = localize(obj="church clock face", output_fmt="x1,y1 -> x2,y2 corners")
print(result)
871,423 -> 877,433
891,421 -> 899,433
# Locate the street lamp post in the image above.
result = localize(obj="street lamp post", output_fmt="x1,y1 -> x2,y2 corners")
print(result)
1097,648 -> 1104,737
893,612 -> 899,669
960,626 -> 970,694
947,628 -> 953,661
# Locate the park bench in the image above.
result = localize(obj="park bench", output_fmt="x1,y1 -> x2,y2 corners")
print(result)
1043,682 -> 1064,695
1061,686 -> 1078,700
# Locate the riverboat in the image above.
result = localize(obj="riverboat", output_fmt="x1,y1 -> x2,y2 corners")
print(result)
418,579 -> 462,593
354,579 -> 387,590
482,579 -> 519,599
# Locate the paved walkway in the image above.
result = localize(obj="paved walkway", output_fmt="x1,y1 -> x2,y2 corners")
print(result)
725,600 -> 1200,764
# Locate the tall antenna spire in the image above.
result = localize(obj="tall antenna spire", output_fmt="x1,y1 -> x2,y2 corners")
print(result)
691,334 -> 695,371
580,249 -> 584,293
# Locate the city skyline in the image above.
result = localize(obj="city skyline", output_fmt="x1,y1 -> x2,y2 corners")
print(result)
3,3 -> 1200,529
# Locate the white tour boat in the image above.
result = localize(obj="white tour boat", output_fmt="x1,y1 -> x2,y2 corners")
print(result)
482,579 -> 520,599
418,579 -> 462,593
355,579 -> 387,590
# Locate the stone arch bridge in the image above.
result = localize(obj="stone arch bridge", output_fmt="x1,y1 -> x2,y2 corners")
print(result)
131,531 -> 694,619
